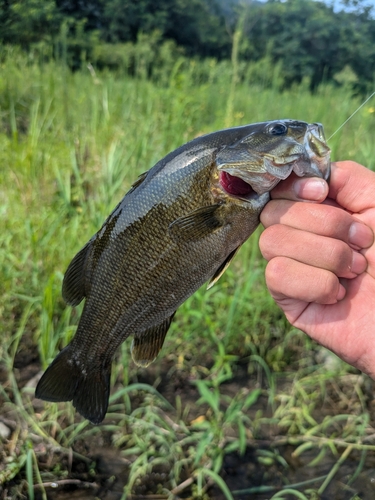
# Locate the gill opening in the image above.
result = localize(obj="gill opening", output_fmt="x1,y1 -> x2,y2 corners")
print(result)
327,90 -> 375,141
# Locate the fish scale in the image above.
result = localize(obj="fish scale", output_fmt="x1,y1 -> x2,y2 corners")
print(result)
36,119 -> 330,424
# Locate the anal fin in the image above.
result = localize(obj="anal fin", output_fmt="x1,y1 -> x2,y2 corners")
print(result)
207,247 -> 239,289
131,313 -> 176,367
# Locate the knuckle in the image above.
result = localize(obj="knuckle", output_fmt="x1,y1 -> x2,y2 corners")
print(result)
259,203 -> 276,227
265,257 -> 288,286
259,225 -> 286,260
318,207 -> 349,236
317,272 -> 340,304
260,200 -> 291,227
326,240 -> 352,275
344,160 -> 361,169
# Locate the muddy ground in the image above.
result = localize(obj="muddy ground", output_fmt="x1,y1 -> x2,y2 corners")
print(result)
1,342 -> 375,500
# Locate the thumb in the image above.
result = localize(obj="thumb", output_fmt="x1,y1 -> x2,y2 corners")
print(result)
329,161 -> 375,212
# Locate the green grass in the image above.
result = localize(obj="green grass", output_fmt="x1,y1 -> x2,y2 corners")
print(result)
1,49 -> 375,498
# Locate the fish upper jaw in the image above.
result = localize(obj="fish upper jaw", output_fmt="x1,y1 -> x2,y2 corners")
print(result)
301,123 -> 331,182
216,121 -> 331,196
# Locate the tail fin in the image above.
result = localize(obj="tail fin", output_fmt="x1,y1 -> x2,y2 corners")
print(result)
35,345 -> 111,425
72,369 -> 110,425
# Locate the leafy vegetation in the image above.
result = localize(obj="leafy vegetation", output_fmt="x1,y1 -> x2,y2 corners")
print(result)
1,45 -> 375,498
1,0 -> 375,90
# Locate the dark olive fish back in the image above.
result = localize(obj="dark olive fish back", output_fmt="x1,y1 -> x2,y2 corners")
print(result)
36,120 -> 330,423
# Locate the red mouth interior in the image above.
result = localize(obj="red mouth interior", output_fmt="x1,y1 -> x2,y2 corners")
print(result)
219,171 -> 254,196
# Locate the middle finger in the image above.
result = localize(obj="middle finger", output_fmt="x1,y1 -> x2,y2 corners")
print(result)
260,200 -> 372,250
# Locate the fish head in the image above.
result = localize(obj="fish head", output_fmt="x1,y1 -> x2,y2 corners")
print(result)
216,119 -> 331,197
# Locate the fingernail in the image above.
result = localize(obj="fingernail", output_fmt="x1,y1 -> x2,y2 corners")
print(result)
349,222 -> 374,248
351,251 -> 367,274
294,178 -> 327,201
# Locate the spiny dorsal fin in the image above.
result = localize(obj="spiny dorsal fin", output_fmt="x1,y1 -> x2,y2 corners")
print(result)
168,204 -> 223,243
62,241 -> 92,306
207,247 -> 240,290
128,171 -> 148,194
131,313 -> 176,367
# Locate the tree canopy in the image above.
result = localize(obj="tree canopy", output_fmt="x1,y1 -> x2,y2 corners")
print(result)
1,0 -> 374,90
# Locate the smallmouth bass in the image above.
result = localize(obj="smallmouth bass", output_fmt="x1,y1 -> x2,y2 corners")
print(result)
36,120 -> 330,423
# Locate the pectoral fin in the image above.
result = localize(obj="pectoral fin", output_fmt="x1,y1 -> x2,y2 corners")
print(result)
131,313 -> 176,367
168,204 -> 224,242
62,240 -> 92,306
207,247 -> 240,290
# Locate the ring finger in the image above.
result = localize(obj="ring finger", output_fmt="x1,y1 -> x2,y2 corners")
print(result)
259,224 -> 367,279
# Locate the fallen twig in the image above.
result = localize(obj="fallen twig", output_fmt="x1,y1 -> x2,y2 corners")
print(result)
34,479 -> 99,490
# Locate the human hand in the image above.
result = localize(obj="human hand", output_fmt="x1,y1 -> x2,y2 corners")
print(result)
259,161 -> 375,378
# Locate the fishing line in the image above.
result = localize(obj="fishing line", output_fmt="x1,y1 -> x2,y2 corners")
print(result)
327,90 -> 375,141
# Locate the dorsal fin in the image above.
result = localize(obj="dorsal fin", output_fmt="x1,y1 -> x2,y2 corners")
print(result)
62,241 -> 92,306
127,171 -> 148,194
207,247 -> 239,290
131,313 -> 176,367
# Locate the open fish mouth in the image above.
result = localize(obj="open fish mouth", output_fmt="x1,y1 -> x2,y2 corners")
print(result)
219,170 -> 258,197
217,121 -> 331,198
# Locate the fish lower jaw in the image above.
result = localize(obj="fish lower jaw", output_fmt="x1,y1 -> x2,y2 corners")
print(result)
292,157 -> 331,181
218,171 -> 270,202
268,156 -> 330,183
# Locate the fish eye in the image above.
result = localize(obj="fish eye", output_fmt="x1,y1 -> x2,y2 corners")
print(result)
268,123 -> 288,136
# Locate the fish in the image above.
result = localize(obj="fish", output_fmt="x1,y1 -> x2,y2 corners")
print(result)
35,119 -> 330,424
